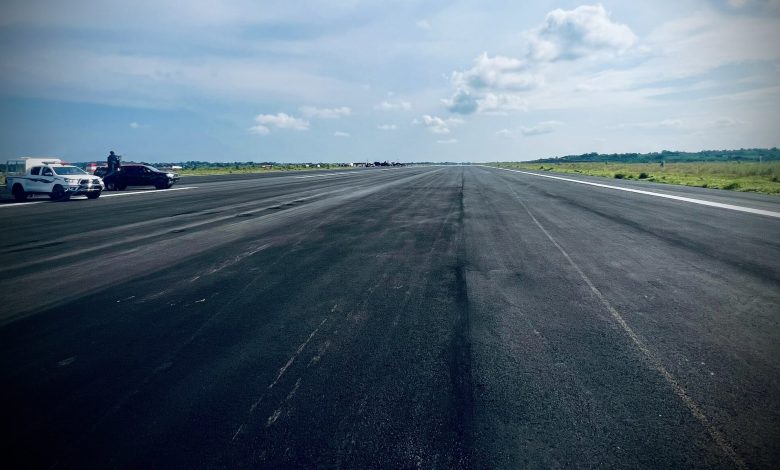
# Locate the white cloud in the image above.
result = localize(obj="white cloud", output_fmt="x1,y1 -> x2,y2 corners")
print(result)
416,19 -> 431,30
377,124 -> 397,130
129,122 -> 139,129
446,5 -> 638,115
301,106 -> 351,119
495,121 -> 563,137
611,116 -> 744,131
437,138 -> 458,144
445,89 -> 529,115
520,120 -> 562,136
376,100 -> 412,111
442,89 -> 478,115
418,115 -> 464,134
452,53 -> 542,91
639,10 -> 780,79
477,93 -> 528,114
249,124 -> 270,135
526,4 -> 637,62
250,113 -> 309,134
445,53 -> 542,115
712,117 -> 743,127
333,131 -> 350,137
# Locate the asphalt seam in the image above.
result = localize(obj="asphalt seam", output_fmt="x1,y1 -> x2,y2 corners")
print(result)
488,166 -> 780,218
501,179 -> 747,470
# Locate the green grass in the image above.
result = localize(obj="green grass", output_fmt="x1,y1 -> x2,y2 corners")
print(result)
491,161 -> 780,195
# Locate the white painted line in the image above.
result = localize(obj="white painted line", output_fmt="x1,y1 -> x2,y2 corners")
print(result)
490,166 -> 780,218
292,172 -> 352,179
0,200 -> 48,208
290,168 -> 402,179
100,186 -> 198,197
0,186 -> 198,207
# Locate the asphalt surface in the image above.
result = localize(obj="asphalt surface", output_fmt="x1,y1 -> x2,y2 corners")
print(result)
1,165 -> 778,468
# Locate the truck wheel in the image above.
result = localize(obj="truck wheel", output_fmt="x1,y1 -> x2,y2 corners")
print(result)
155,180 -> 166,189
50,185 -> 70,201
105,182 -> 116,191
86,191 -> 101,199
12,184 -> 28,202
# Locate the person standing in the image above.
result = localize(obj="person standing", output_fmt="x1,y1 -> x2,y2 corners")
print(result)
107,151 -> 122,173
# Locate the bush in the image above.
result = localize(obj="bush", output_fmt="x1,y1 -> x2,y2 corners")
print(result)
638,172 -> 649,179
723,182 -> 740,190
614,173 -> 625,179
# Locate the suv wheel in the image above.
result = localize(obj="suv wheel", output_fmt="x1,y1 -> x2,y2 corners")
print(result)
12,184 -> 28,202
50,185 -> 70,201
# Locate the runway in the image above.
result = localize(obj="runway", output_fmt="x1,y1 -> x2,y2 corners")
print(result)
1,165 -> 778,468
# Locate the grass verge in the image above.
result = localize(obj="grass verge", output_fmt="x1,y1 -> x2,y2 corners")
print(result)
491,162 -> 780,195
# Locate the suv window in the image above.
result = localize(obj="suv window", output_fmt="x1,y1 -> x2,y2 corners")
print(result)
30,167 -> 41,176
124,166 -> 141,175
42,167 -> 53,176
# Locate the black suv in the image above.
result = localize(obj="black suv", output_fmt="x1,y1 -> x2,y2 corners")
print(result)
97,164 -> 180,191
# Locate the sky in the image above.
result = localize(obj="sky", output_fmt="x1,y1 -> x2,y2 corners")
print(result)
0,0 -> 778,163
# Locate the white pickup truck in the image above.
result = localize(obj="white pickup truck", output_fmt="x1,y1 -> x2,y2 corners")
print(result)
2,157 -> 104,201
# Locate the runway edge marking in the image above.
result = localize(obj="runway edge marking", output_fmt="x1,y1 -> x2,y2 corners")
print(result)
100,186 -> 198,197
488,166 -> 780,218
0,186 -> 198,207
501,180 -> 747,469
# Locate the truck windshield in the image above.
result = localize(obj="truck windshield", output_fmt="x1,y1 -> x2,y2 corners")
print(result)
53,166 -> 88,175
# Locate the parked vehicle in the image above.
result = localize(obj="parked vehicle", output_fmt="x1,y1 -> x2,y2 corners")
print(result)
2,157 -> 104,201
96,164 -> 180,191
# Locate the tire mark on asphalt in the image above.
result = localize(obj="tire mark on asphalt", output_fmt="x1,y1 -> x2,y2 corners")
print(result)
501,179 -> 748,470
450,167 -> 474,467
1,170 -> 417,266
232,314 -> 331,440
314,168 -> 469,467
2,169 -> 444,326
520,181 -> 780,285
187,243 -> 272,283
267,378 -> 302,427
0,191 -> 332,273
267,317 -> 329,392
44,240 -> 285,467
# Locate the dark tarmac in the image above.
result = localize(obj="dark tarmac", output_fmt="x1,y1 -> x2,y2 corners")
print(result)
1,165 -> 778,468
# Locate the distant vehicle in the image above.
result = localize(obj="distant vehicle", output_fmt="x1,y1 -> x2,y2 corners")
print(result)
2,157 -> 104,201
96,163 -> 180,191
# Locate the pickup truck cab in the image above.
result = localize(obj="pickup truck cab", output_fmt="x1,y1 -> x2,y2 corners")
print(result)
4,158 -> 104,201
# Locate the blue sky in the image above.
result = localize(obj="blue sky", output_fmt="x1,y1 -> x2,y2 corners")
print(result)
1,0 -> 778,163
